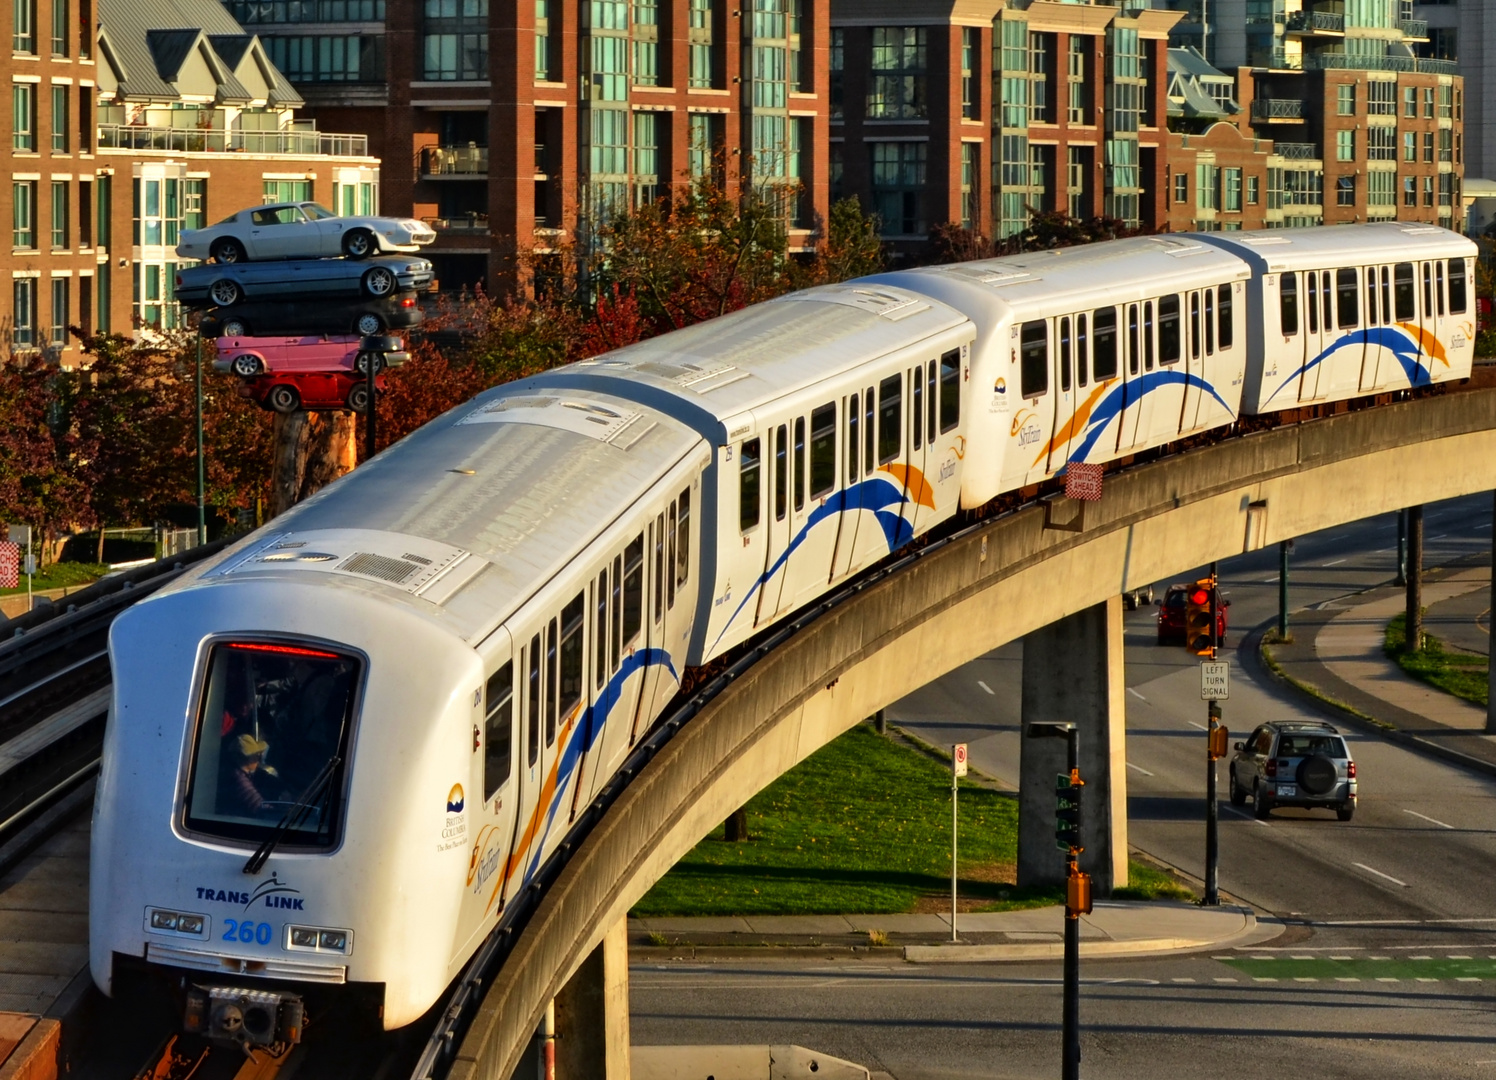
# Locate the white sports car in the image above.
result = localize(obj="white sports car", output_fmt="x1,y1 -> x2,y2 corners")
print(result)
175,202 -> 437,263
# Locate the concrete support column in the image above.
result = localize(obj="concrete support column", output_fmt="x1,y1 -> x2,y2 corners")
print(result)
1405,504 -> 1424,656
554,916 -> 631,1080
1018,596 -> 1128,894
1487,491 -> 1496,734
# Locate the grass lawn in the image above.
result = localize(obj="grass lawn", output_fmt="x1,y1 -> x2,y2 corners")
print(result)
632,723 -> 1193,917
0,561 -> 109,597
1385,613 -> 1488,709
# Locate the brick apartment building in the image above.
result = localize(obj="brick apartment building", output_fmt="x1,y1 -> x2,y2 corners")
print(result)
233,0 -> 832,290
2,0 -> 378,361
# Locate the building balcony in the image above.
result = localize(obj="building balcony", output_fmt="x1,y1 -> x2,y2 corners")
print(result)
424,214 -> 489,234
1274,142 -> 1320,160
1285,10 -> 1344,36
1252,98 -> 1305,121
1399,18 -> 1429,42
421,144 -> 489,177
96,123 -> 369,157
1301,52 -> 1457,76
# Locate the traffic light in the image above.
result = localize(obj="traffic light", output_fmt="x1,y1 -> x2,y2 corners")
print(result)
1185,581 -> 1214,656
1055,772 -> 1084,853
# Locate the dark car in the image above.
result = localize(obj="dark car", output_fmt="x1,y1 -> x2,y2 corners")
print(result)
1155,582 -> 1228,645
176,255 -> 433,309
1229,720 -> 1357,820
238,369 -> 387,415
199,292 -> 424,338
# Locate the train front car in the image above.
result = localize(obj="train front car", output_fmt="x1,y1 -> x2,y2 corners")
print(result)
90,384 -> 705,1051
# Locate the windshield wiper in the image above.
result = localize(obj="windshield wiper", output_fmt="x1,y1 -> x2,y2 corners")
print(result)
242,755 -> 341,875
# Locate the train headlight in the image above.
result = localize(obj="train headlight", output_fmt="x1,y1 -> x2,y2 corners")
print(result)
290,928 -> 319,948
177,914 -> 205,934
318,930 -> 347,950
285,924 -> 353,954
146,907 -> 209,937
151,910 -> 178,930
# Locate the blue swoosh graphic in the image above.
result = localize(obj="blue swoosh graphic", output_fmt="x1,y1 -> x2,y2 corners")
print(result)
1263,327 -> 1428,407
1067,370 -> 1237,464
708,476 -> 915,652
522,647 -> 679,885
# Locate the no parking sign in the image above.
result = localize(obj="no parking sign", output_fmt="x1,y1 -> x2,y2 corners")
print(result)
952,743 -> 968,778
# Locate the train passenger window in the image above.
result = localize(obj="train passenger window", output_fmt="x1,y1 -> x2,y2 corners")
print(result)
939,350 -> 960,433
610,555 -> 622,673
1321,271 -> 1333,330
1144,302 -> 1155,369
1189,292 -> 1201,360
1435,262 -> 1446,316
1422,262 -> 1433,316
811,404 -> 836,498
1019,319 -> 1048,398
483,662 -> 513,801
528,634 -> 541,766
1449,259 -> 1468,314
926,361 -> 937,437
773,425 -> 787,522
1336,268 -> 1358,329
558,594 -> 584,719
1217,284 -> 1233,349
1076,324 -> 1088,388
1394,262 -> 1415,320
1381,266 -> 1392,323
864,387 -> 875,476
676,488 -> 690,590
545,619 -> 557,746
1127,305 -> 1139,374
1076,315 -> 1088,385
184,641 -> 362,847
1092,307 -> 1117,380
667,501 -> 677,608
653,513 -> 664,623
1306,273 -> 1318,334
595,571 -> 607,690
1203,290 -> 1215,355
878,374 -> 902,464
847,395 -> 859,485
1365,271 -> 1377,327
1280,274 -> 1299,336
1158,296 -> 1181,364
739,439 -> 761,533
794,418 -> 805,511
912,372 -> 924,447
1058,317 -> 1072,394
622,535 -> 643,649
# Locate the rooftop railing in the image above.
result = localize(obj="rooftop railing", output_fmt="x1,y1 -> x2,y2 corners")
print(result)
1286,10 -> 1344,33
423,144 -> 489,175
96,123 -> 369,157
1252,98 -> 1306,120
1274,142 -> 1320,160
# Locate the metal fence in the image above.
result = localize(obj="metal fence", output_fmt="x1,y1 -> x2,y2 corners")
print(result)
96,124 -> 369,158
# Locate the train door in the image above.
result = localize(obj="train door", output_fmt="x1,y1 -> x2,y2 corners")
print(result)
633,512 -> 669,741
1428,259 -> 1449,380
1298,269 -> 1331,401
1145,294 -> 1185,447
497,623 -> 547,910
1391,261 -> 1417,385
1180,290 -> 1206,432
1328,267 -> 1362,397
1359,265 -> 1386,392
785,400 -> 841,610
754,422 -> 792,626
829,392 -> 863,581
1047,316 -> 1075,475
458,641 -> 519,948
905,362 -> 930,533
1115,304 -> 1143,453
876,372 -> 907,544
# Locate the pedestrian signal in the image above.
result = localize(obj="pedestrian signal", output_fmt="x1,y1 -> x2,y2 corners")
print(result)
1055,772 -> 1084,853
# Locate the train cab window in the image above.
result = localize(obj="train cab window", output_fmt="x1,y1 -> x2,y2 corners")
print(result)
794,418 -> 806,511
483,662 -> 513,801
610,555 -> 623,673
773,425 -> 787,522
1336,268 -> 1358,329
622,535 -> 643,650
1435,261 -> 1446,316
739,438 -> 761,533
1189,292 -> 1201,360
653,513 -> 665,623
1217,283 -> 1233,349
1449,259 -> 1468,314
1019,319 -> 1048,398
863,387 -> 875,476
545,618 -> 558,745
1320,271 -> 1333,331
1280,273 -> 1299,336
912,372 -> 924,448
878,374 -> 902,464
676,488 -> 690,590
1203,291 -> 1215,355
1394,262 -> 1415,320
1380,266 -> 1392,323
1143,302 -> 1155,369
1058,317 -> 1072,394
184,641 -> 360,847
926,361 -> 937,437
1306,273 -> 1319,334
1365,271 -> 1378,327
666,501 -> 677,608
1092,307 -> 1117,380
847,394 -> 859,485
1127,305 -> 1139,374
528,634 -> 541,766
939,350 -> 960,433
558,594 -> 584,719
810,404 -> 836,498
595,571 -> 608,691
1422,262 -> 1433,315
1157,295 -> 1181,364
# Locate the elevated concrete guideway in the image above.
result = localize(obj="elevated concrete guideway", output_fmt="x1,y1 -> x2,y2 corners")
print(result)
450,388 -> 1496,1080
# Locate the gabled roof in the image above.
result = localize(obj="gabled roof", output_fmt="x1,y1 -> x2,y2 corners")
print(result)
1166,45 -> 1238,119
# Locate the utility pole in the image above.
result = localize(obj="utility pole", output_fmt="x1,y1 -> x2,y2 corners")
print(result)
1203,561 -> 1224,906
1395,509 -> 1408,587
1277,540 -> 1290,640
1488,491 -> 1496,734
1405,504 -> 1424,655
196,332 -> 206,547
364,350 -> 378,460
951,743 -> 967,943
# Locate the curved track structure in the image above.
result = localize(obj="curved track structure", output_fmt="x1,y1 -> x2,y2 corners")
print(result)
444,387 -> 1496,1080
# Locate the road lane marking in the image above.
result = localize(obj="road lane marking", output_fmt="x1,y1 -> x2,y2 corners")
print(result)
1451,956 -> 1472,960
1188,720 -> 1209,731
1214,977 -> 1237,983
1322,558 -> 1348,567
1417,977 -> 1438,983
1293,977 -> 1318,982
1376,977 -> 1398,982
1253,977 -> 1277,982
1335,978 -> 1360,982
1403,808 -> 1455,830
1222,805 -> 1271,827
1477,524 -> 1493,531
1431,534 -> 1449,540
1171,978 -> 1195,983
1126,761 -> 1154,776
976,680 -> 995,695
1127,687 -> 1148,702
1261,577 -> 1279,584
1353,862 -> 1409,887
1410,955 -> 1432,960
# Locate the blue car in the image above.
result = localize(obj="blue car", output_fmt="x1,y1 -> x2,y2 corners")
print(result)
176,255 -> 433,309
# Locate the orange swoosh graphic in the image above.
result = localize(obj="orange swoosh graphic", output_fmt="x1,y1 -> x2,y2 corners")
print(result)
879,463 -> 936,510
1031,380 -> 1116,468
1397,322 -> 1449,368
489,706 -> 579,914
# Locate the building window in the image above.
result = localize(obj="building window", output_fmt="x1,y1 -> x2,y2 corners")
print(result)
960,141 -> 976,229
1368,126 -> 1394,161
50,180 -> 65,248
1067,34 -> 1086,125
1196,164 -> 1218,211
632,0 -> 657,87
961,27 -> 977,120
1423,86 -> 1434,119
13,0 -> 34,52
1173,171 -> 1187,203
1438,83 -> 1452,119
1403,174 -> 1415,206
13,84 -> 35,152
184,177 -> 206,230
1223,167 -> 1241,212
1068,145 -> 1086,218
535,0 -> 550,78
1402,129 -> 1415,161
1246,174 -> 1259,205
13,181 -> 35,248
868,27 -> 926,120
688,112 -> 712,178
12,279 -> 35,347
50,85 -> 67,152
634,110 -> 658,206
422,0 -> 488,81
1439,172 -> 1454,207
268,34 -> 383,81
1438,127 -> 1452,163
1336,83 -> 1355,116
263,179 -> 312,203
870,140 -> 925,236
689,0 -> 714,88
49,277 -> 66,346
1336,175 -> 1354,206
1423,131 -> 1434,163
829,26 -> 842,119
1403,86 -> 1416,117
1367,170 -> 1394,210
590,33 -> 628,101
1423,174 -> 1433,207
1335,129 -> 1354,161
1367,80 -> 1394,116
227,0 -> 386,22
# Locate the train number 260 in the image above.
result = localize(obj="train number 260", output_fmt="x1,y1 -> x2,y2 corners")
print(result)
222,918 -> 273,945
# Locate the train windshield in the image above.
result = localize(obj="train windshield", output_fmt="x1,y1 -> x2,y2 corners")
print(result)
183,641 -> 361,848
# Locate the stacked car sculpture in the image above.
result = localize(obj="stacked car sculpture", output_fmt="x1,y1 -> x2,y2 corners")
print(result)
175,201 -> 434,414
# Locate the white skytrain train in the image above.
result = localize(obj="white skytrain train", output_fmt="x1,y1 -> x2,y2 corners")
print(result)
91,223 -> 1476,1047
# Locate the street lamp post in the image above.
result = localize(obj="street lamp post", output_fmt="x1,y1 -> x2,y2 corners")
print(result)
196,332 -> 206,547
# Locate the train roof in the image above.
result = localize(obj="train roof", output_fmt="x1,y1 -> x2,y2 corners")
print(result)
1191,222 -> 1476,272
170,386 -> 705,645
864,235 -> 1250,316
539,282 -> 971,432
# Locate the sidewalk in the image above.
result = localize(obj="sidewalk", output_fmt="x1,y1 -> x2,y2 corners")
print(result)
1261,555 -> 1496,774
629,900 -> 1278,962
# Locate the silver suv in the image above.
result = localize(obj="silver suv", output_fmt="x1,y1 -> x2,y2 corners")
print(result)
1228,721 -> 1357,821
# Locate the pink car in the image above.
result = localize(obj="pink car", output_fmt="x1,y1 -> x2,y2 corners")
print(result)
213,333 -> 408,378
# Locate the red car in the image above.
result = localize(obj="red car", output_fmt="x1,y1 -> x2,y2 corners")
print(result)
1156,583 -> 1229,646
213,333 -> 407,378
238,369 -> 387,414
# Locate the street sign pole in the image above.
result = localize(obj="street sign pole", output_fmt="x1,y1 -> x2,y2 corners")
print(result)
1205,562 -> 1221,907
1277,539 -> 1290,641
951,743 -> 966,943
196,332 -> 206,547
